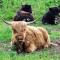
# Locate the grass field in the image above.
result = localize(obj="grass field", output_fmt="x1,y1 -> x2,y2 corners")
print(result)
0,0 -> 60,60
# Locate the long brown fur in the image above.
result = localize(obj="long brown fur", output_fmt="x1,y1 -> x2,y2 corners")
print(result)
10,21 -> 56,53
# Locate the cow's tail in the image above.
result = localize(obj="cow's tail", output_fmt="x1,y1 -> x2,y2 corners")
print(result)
50,42 -> 58,47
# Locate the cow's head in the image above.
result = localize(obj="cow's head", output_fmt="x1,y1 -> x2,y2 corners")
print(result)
49,7 -> 60,15
4,20 -> 34,36
14,35 -> 25,53
3,21 -> 34,53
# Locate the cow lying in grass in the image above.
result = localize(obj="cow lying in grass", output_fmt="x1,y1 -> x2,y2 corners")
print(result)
13,4 -> 34,22
42,7 -> 60,25
4,21 -> 57,53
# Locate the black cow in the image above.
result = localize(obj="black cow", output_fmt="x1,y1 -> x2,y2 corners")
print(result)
42,7 -> 60,25
13,4 -> 34,22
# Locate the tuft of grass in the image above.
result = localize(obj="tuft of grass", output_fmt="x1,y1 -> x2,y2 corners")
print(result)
0,48 -> 60,60
0,22 -> 12,41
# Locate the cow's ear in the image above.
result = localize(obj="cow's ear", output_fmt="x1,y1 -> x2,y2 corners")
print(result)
49,8 -> 53,11
3,20 -> 13,25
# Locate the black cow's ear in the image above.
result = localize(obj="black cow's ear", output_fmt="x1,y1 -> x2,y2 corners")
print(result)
49,8 -> 52,11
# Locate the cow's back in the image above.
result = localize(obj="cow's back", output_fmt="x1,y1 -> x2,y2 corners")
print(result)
25,26 -> 46,49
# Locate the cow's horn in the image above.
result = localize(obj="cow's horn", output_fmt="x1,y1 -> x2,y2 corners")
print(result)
26,21 -> 35,24
3,20 -> 12,25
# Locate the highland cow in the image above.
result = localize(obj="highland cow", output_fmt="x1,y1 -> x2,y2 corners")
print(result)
42,7 -> 60,25
13,4 -> 34,22
4,21 -> 57,53
8,21 -> 51,53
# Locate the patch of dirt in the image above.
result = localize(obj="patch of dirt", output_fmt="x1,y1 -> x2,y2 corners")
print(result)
0,39 -> 60,54
53,39 -> 60,51
48,39 -> 60,55
0,41 -> 11,51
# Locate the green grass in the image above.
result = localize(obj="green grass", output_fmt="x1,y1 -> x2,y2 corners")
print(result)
0,0 -> 60,60
0,48 -> 60,60
0,0 -> 60,21
0,22 -> 60,60
0,22 -> 12,41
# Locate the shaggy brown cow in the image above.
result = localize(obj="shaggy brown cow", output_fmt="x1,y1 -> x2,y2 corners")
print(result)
4,21 -> 57,53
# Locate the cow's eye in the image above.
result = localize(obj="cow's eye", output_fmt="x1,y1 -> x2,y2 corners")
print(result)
22,28 -> 26,32
20,29 -> 26,32
13,29 -> 17,33
24,28 -> 26,31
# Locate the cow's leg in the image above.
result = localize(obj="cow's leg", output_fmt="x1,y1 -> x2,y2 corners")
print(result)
44,44 -> 49,48
26,43 -> 37,53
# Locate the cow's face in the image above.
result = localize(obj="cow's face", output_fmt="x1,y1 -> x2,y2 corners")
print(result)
15,35 -> 25,53
11,21 -> 27,53
12,21 -> 27,36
